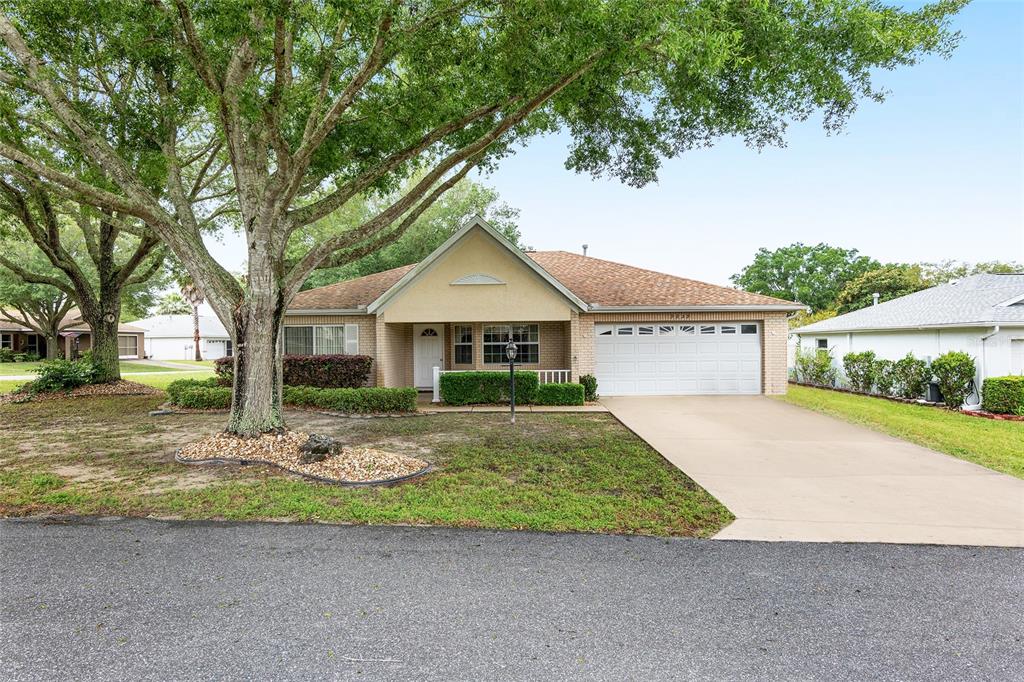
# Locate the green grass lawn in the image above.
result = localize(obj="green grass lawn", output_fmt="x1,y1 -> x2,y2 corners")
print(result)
154,360 -> 217,369
0,369 -> 214,394
0,360 -> 206,376
0,362 -> 47,376
0,395 -> 731,536
778,384 -> 1024,480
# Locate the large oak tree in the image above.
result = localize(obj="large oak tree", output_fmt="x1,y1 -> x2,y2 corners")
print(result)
0,0 -> 963,435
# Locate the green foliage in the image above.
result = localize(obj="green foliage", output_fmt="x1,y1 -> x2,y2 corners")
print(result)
981,376 -> 1024,415
174,385 -> 232,409
789,309 -> 836,329
439,371 -> 539,406
794,346 -> 837,387
873,359 -> 896,396
214,354 -> 373,388
166,377 -> 222,404
731,243 -> 879,312
22,352 -> 40,362
154,292 -> 192,315
281,386 -> 418,413
921,260 -> 1024,285
296,177 -> 522,289
842,351 -> 877,392
535,383 -> 585,406
835,264 -> 929,314
29,359 -> 97,392
930,351 -> 976,409
892,353 -> 929,400
0,348 -> 13,362
579,374 -> 598,401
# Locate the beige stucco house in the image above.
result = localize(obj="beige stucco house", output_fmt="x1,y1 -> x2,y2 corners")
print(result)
285,218 -> 803,396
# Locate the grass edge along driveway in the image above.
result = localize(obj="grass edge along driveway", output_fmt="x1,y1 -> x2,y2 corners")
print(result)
777,384 -> 1023,480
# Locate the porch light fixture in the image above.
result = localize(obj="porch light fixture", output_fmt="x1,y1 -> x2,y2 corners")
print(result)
505,337 -> 518,424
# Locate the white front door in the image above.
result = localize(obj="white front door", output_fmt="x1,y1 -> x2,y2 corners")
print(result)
413,324 -> 444,388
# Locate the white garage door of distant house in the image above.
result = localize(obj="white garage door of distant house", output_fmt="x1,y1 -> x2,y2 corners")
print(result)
595,322 -> 761,395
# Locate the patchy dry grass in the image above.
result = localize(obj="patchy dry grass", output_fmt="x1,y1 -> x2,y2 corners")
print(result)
0,395 -> 731,537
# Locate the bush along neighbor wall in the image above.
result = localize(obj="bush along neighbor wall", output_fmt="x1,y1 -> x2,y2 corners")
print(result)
215,354 -> 373,388
981,376 -> 1024,415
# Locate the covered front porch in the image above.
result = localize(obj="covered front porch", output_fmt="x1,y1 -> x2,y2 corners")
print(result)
375,320 -> 574,391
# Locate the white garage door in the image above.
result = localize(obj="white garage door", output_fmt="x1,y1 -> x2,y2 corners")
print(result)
595,322 -> 761,395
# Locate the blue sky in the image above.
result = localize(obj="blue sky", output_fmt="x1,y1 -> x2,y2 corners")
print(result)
480,0 -> 1024,285
208,0 -> 1023,287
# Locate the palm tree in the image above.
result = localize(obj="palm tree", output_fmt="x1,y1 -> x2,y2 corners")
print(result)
180,281 -> 205,361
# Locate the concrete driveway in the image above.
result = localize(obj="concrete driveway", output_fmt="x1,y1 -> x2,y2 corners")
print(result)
601,396 -> 1024,546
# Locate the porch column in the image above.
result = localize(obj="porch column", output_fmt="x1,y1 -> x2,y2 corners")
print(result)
569,310 -> 581,382
374,317 -> 388,387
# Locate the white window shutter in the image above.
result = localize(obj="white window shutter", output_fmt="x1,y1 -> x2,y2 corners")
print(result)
344,324 -> 359,354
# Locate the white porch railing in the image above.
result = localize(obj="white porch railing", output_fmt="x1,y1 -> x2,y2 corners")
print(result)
432,367 -> 571,403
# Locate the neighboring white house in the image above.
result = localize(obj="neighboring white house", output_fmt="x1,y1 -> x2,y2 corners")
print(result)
133,314 -> 233,361
791,274 -> 1024,406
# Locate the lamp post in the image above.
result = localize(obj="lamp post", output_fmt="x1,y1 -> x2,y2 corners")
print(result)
505,337 -> 518,424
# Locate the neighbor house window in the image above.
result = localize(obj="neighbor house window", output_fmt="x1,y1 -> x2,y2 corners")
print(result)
0,333 -> 10,349
284,325 -> 358,355
118,335 -> 138,357
483,324 -> 539,364
454,325 -> 473,364
25,335 -> 40,354
816,339 -> 828,350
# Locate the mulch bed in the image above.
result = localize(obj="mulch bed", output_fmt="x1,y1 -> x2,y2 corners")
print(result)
0,380 -> 160,406
175,431 -> 433,485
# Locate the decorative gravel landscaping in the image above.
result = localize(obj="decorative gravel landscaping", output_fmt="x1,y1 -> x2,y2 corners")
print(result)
177,431 -> 430,484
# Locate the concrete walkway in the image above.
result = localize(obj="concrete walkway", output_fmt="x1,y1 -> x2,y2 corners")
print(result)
601,396 -> 1024,547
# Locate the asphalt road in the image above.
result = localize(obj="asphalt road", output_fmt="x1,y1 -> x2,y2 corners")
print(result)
1,518 -> 1022,681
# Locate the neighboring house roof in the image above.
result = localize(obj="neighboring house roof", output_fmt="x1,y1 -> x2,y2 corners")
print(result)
133,314 -> 229,339
290,218 -> 800,313
796,274 -> 1024,334
0,309 -> 144,334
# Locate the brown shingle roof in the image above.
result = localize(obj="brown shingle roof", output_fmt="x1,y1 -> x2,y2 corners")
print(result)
287,252 -> 797,311
290,264 -> 416,310
527,251 -> 796,307
0,309 -> 145,333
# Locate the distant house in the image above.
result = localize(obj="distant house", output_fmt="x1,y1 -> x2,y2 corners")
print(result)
133,314 -> 232,360
792,274 -> 1024,401
0,310 -> 145,359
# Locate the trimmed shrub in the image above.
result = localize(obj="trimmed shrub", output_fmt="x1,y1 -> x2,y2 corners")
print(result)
930,351 -> 976,409
579,374 -> 598,401
166,377 -> 222,404
842,351 -> 877,392
892,353 -> 929,399
283,386 -> 417,413
30,359 -> 97,392
873,358 -> 896,396
439,371 -> 539,405
794,347 -> 837,386
214,354 -> 373,388
174,386 -> 232,409
982,376 -> 1024,415
535,383 -> 585,406
0,348 -> 14,362
22,352 -> 40,362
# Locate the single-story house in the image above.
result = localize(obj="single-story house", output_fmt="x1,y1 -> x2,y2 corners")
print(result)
133,314 -> 233,360
0,310 -> 145,359
285,217 -> 803,396
792,273 -> 1024,396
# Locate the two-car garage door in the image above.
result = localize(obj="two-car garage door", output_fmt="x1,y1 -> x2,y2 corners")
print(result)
595,322 -> 761,395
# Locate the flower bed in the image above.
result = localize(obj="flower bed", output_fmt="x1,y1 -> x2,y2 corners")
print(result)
0,379 -> 160,406
176,431 -> 432,485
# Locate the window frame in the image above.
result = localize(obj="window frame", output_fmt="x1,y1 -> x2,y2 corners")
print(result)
816,338 -> 828,350
699,325 -> 716,335
454,324 -> 473,365
0,333 -> 10,350
483,323 -> 539,365
283,324 -> 359,355
740,324 -> 758,335
117,334 -> 139,357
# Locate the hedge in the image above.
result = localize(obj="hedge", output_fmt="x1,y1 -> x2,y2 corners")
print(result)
282,386 -> 417,413
214,354 -> 373,388
982,376 -> 1024,415
439,371 -> 538,405
165,377 -> 417,413
535,383 -> 585,406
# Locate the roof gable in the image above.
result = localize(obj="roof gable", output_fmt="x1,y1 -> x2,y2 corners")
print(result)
367,217 -> 586,313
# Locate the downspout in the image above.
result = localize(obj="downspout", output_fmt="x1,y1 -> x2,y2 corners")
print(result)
969,326 -> 1000,409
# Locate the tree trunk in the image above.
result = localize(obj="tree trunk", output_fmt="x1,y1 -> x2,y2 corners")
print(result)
86,306 -> 122,383
44,333 -> 59,360
192,305 -> 202,361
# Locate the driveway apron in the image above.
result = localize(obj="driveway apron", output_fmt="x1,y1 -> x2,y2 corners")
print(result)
601,396 -> 1024,546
